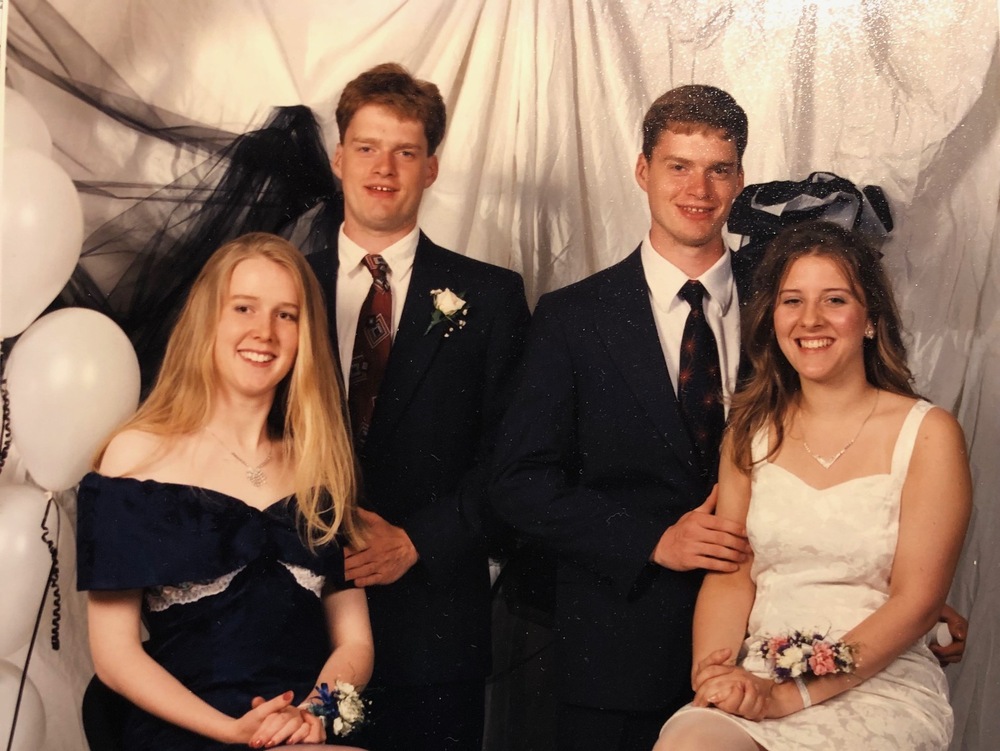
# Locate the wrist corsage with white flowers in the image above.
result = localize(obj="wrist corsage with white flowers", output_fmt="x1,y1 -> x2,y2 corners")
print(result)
304,681 -> 366,737
425,288 -> 469,336
756,630 -> 856,682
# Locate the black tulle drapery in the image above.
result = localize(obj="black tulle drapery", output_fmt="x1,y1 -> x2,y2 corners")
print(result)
9,4 -> 343,390
52,105 -> 343,391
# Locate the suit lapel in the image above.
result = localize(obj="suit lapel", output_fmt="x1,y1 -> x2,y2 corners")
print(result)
595,249 -> 698,469
361,234 -> 448,456
307,243 -> 341,357
731,244 -> 762,385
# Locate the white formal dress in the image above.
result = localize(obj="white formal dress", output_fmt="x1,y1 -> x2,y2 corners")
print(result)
663,399 -> 952,750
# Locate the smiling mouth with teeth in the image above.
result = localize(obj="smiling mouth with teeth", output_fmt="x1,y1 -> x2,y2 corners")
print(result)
368,186 -> 396,192
240,351 -> 275,363
798,339 -> 833,349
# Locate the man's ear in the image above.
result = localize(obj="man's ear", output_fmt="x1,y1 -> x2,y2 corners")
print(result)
331,143 -> 344,180
635,153 -> 649,193
424,154 -> 439,188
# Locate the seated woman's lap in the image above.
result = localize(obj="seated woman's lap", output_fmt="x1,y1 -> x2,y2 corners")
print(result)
654,710 -> 764,751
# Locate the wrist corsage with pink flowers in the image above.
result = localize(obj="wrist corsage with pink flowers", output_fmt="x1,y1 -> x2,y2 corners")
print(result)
304,681 -> 366,737
756,630 -> 856,682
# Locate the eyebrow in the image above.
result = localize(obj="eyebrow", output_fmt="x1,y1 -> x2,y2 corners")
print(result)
778,287 -> 855,295
351,136 -> 424,151
229,293 -> 300,308
660,154 -> 738,169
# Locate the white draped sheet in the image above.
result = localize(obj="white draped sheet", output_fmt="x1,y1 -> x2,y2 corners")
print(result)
4,1 -> 998,749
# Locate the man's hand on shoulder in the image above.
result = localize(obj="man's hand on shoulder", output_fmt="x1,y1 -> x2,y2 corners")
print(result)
650,487 -> 750,572
344,509 -> 420,586
931,603 -> 968,666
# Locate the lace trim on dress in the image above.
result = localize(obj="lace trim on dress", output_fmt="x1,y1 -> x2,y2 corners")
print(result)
280,562 -> 325,598
144,561 -> 324,612
146,566 -> 246,612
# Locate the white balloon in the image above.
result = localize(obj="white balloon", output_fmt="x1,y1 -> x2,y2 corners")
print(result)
0,486 -> 53,657
0,660 -> 46,751
0,442 -> 29,487
7,309 -> 140,491
3,89 -> 53,156
1,148 -> 84,338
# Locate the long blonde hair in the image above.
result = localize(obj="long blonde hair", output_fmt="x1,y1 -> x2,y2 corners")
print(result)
103,232 -> 360,547
729,221 -> 918,473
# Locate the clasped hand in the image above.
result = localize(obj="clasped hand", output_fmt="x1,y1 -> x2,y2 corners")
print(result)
232,691 -> 325,748
691,648 -> 775,721
344,508 -> 419,586
651,486 -> 751,572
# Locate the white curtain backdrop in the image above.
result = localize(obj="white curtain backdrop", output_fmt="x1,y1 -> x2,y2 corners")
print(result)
4,1 -> 998,748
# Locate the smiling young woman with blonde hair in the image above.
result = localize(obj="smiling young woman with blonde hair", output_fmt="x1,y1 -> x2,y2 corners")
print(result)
79,232 -> 372,749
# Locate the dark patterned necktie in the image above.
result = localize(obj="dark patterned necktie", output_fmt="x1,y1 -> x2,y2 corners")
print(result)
677,280 -> 725,464
349,255 -> 391,446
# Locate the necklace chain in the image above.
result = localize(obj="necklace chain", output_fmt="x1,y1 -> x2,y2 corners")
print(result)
206,429 -> 272,487
800,391 -> 880,470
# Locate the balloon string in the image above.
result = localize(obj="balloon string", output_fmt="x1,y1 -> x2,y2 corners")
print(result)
6,495 -> 61,751
0,341 -> 12,477
40,493 -> 63,651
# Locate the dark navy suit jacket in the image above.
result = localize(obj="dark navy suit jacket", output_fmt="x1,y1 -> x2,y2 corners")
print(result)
492,246 -> 756,711
310,232 -> 530,687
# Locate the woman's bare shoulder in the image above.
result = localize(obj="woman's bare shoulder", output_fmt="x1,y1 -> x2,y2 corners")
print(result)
879,392 -> 964,441
916,404 -> 966,450
99,429 -> 172,478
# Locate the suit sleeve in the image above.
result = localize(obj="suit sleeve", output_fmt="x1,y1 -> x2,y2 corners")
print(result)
490,296 -> 669,597
402,271 -> 531,580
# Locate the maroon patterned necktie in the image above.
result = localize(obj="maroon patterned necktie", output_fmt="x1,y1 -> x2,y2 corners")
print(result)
677,280 -> 725,464
349,255 -> 391,446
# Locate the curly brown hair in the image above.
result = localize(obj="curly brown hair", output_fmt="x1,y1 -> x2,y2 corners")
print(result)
728,220 -> 918,472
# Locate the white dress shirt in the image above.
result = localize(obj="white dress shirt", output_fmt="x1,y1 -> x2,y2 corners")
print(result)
335,225 -> 419,387
640,235 -> 741,414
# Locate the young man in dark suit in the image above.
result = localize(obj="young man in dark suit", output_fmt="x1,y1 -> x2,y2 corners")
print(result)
309,63 -> 530,751
491,85 -> 758,751
491,85 -> 968,751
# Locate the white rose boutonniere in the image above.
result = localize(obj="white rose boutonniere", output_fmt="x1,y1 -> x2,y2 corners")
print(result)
425,288 -> 470,336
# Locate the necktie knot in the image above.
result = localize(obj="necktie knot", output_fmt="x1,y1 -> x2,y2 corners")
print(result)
678,279 -> 707,310
362,255 -> 390,290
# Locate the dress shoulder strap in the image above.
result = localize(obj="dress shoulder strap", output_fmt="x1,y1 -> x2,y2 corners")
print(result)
750,425 -> 770,465
889,399 -> 935,479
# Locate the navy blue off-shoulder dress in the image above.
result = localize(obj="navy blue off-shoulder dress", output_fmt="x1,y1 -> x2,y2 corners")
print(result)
77,473 -> 347,750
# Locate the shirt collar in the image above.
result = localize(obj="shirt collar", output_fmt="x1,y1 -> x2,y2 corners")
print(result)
338,224 -> 420,277
640,233 -> 735,314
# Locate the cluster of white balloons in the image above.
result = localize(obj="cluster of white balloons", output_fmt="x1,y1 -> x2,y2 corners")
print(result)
1,89 -> 141,749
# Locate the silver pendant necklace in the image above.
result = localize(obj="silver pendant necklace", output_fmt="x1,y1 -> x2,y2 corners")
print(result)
801,390 -> 880,470
206,429 -> 272,487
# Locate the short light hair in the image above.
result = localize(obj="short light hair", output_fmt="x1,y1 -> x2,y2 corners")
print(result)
641,84 -> 748,165
336,62 -> 446,155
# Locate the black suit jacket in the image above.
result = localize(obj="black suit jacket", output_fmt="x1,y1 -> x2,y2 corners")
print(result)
310,232 -> 530,687
492,247 -> 755,712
